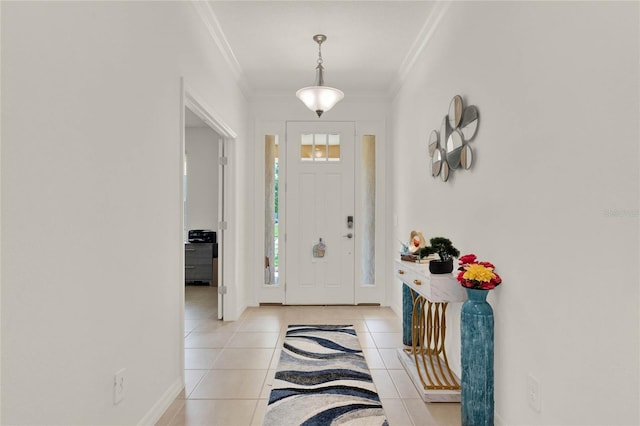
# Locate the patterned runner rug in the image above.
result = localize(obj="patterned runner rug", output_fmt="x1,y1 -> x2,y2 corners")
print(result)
263,324 -> 388,426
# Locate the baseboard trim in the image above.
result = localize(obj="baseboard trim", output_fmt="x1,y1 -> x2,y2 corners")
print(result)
138,377 -> 183,426
391,301 -> 402,319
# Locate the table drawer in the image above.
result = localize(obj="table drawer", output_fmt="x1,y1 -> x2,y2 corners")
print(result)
395,260 -> 466,303
185,243 -> 213,261
185,264 -> 212,281
395,266 -> 419,287
185,256 -> 213,266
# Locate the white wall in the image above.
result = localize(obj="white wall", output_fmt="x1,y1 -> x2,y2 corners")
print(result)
1,2 -> 249,424
389,2 -> 639,425
185,127 -> 219,234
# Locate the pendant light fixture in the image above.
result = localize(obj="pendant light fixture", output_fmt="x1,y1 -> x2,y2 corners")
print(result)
296,34 -> 344,117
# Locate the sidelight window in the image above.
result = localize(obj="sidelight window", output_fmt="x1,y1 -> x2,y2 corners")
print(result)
264,135 -> 279,285
361,135 -> 375,285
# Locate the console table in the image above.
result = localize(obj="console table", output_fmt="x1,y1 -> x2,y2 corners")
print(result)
395,259 -> 467,402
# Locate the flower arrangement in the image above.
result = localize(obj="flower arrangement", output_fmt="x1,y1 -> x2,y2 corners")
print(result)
457,254 -> 502,290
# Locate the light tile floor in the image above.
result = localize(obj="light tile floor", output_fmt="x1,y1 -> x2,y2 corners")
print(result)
156,285 -> 461,426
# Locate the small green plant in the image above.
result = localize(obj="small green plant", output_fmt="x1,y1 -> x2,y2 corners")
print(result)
418,245 -> 436,258
419,237 -> 460,261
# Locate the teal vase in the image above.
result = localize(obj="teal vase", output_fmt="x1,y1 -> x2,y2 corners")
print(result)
402,283 -> 413,345
461,288 -> 494,426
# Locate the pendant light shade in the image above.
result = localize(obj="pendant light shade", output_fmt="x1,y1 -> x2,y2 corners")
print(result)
296,34 -> 344,117
296,86 -> 344,118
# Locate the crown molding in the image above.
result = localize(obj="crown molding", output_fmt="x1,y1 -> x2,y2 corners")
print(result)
190,1 -> 252,99
388,0 -> 452,98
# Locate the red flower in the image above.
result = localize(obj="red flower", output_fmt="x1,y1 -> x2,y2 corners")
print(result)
480,282 -> 492,290
491,273 -> 502,285
458,254 -> 477,265
478,261 -> 495,269
456,254 -> 502,290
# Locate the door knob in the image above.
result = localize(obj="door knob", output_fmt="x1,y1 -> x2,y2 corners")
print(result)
343,233 -> 353,239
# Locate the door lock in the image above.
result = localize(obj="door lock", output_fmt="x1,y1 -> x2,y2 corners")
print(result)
343,233 -> 353,239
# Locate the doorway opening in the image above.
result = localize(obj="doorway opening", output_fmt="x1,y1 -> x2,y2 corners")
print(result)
184,106 -> 221,321
180,80 -> 238,389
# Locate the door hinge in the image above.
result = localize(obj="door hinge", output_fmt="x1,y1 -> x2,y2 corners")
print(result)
218,286 -> 227,295
219,221 -> 228,230
219,156 -> 228,166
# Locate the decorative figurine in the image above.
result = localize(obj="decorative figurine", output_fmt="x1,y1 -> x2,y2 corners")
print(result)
408,230 -> 426,254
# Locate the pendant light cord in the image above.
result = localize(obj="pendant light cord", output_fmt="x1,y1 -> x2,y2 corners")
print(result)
315,38 -> 325,86
317,40 -> 323,66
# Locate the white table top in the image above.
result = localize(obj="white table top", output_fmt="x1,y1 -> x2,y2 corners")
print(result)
395,259 -> 467,303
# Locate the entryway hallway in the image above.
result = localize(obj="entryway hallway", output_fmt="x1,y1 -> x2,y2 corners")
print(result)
156,286 -> 461,425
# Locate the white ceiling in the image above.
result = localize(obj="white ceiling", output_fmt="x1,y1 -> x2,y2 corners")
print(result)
206,1 -> 439,97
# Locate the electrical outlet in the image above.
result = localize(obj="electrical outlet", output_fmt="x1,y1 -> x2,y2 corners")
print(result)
527,374 -> 541,412
114,368 -> 126,405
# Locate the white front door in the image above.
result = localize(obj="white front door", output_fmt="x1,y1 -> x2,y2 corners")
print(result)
285,122 -> 355,305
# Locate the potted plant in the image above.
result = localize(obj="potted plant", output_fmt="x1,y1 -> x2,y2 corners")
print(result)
419,237 -> 460,274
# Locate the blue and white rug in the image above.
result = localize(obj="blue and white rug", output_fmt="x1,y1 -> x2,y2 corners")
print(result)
264,324 -> 388,426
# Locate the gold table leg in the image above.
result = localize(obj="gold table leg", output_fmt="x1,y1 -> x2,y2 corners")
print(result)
404,289 -> 460,391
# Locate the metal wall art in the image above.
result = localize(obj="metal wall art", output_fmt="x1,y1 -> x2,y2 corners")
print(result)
428,95 -> 479,182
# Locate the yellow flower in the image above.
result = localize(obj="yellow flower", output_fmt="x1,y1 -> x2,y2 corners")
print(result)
463,264 -> 496,283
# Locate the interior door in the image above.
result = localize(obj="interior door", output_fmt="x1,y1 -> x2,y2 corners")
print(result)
217,137 -> 224,319
285,122 -> 355,304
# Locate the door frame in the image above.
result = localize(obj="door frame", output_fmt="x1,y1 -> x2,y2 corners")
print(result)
255,120 -> 387,306
179,77 -> 237,375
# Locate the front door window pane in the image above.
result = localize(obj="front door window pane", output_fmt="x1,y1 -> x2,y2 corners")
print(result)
314,134 -> 328,160
300,133 -> 340,162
